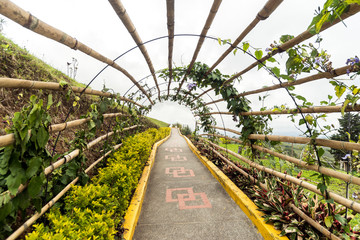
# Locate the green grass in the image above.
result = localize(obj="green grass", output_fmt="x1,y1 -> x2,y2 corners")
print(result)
145,117 -> 169,128
0,34 -> 85,87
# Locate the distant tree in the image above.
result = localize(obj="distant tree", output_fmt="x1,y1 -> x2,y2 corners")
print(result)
330,113 -> 360,165
0,18 -> 5,33
181,125 -> 192,136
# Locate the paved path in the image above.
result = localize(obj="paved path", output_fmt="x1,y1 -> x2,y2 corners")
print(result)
133,128 -> 263,240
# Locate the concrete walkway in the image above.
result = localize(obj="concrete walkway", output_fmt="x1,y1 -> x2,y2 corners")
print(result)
133,128 -> 263,240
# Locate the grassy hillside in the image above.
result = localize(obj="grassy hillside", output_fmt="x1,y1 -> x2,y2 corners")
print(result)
146,117 -> 169,128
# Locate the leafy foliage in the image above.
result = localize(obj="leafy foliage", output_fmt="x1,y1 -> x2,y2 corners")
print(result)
0,95 -> 53,238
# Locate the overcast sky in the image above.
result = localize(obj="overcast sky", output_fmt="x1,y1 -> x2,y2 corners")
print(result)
1,0 -> 360,137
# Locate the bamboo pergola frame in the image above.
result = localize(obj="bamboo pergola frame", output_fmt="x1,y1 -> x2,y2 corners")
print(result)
2,125 -> 138,201
0,0 -> 153,104
0,112 -> 125,148
0,78 -> 143,107
191,3 -> 360,103
202,133 -> 360,186
210,125 -> 360,152
108,0 -> 161,100
178,0 -> 283,98
208,145 -> 341,240
199,104 -> 360,117
175,0 -> 222,97
205,140 -> 360,213
6,142 -> 123,240
203,65 -> 354,107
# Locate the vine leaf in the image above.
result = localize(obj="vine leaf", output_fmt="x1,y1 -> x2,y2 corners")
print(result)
26,157 -> 42,178
36,126 -> 49,149
28,175 -> 43,198
325,215 -> 334,228
335,85 -> 346,98
255,50 -> 263,60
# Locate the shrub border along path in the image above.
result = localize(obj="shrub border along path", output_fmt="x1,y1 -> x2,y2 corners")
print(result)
121,129 -> 171,239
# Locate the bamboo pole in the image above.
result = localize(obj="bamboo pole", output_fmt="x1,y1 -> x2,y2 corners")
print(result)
211,125 -> 360,152
208,144 -> 340,240
2,125 -> 138,201
108,0 -> 160,100
202,133 -> 360,186
166,0 -> 174,97
206,140 -> 360,213
0,0 -> 153,104
206,0 -> 283,74
0,78 -> 143,107
204,66 -> 352,106
0,113 -> 124,148
199,104 -> 360,117
5,143 -> 123,240
288,203 -> 340,240
175,0 -> 222,97
44,125 -> 138,175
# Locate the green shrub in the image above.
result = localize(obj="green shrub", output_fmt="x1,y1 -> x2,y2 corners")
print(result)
26,127 -> 170,239
26,207 -> 117,240
64,184 -> 119,214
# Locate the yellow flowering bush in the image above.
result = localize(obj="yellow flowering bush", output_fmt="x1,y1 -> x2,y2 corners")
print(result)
26,127 -> 170,239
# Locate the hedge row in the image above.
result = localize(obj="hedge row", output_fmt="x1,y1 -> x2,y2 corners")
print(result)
26,127 -> 170,239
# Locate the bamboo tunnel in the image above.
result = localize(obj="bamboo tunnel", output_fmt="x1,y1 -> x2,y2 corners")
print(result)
166,0 -> 175,96
208,144 -> 341,240
0,78 -> 143,107
0,112 -> 124,148
199,104 -> 360,117
204,65 -> 353,106
0,0 -> 153,104
205,140 -> 360,213
191,3 -> 360,102
108,0 -> 160,100
201,133 -> 360,186
175,0 -> 222,96
210,125 -> 360,152
6,143 -> 123,240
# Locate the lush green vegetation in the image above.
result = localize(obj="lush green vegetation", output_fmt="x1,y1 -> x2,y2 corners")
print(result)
218,142 -> 360,232
145,117 -> 169,128
26,127 -> 170,239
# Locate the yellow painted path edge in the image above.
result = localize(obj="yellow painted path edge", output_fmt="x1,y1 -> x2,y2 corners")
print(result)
122,128 -> 171,240
181,133 -> 288,240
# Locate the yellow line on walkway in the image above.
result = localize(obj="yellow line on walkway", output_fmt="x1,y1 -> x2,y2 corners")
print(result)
181,133 -> 288,240
122,128 -> 172,240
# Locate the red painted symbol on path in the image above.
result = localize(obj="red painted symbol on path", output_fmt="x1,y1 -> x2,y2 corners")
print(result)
164,147 -> 183,153
165,167 -> 195,178
166,188 -> 212,210
165,155 -> 187,161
